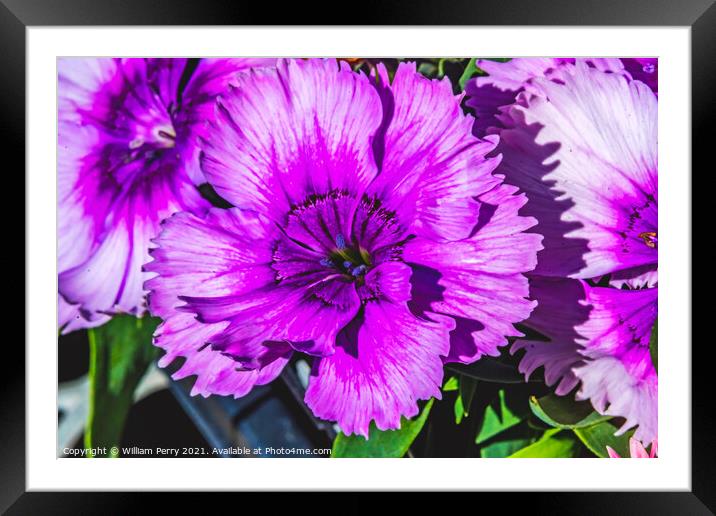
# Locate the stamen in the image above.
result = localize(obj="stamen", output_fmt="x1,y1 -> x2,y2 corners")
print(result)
335,234 -> 346,250
639,231 -> 657,249
359,247 -> 372,266
154,125 -> 177,148
351,265 -> 368,277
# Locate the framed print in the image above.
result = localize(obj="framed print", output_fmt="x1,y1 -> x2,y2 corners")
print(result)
4,0 -> 713,511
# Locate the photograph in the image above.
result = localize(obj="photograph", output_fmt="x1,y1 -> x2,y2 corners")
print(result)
3,0 -> 710,507
56,56 -> 659,460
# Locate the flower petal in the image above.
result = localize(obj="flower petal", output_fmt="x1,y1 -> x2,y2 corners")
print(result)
608,264 -> 658,289
175,58 -> 277,184
200,58 -> 382,220
629,437 -> 651,458
58,293 -> 110,333
511,276 -> 589,395
465,81 -> 521,138
182,275 -> 360,363
157,311 -> 289,398
145,207 -> 290,396
147,206 -> 360,364
573,285 -> 658,443
59,171 -> 208,316
58,58 -> 121,122
145,208 -> 277,318
474,58 -> 567,92
466,58 -> 569,137
367,62 -> 501,242
304,262 -> 451,437
497,61 -> 657,278
403,182 -> 541,363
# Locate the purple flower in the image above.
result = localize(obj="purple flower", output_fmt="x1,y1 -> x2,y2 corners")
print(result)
145,59 -> 542,437
513,277 -> 657,442
497,61 -> 658,280
488,61 -> 657,442
466,57 -> 658,138
58,58 -> 273,331
573,283 -> 657,442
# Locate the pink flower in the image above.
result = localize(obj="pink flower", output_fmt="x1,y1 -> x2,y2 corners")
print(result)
607,438 -> 658,458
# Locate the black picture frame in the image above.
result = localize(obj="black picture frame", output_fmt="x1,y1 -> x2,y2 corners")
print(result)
4,0 -> 712,511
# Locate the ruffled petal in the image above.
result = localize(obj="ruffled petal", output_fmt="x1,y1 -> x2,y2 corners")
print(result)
472,57 -> 624,95
182,275 -> 360,363
496,61 -> 657,279
145,207 -> 290,396
511,276 -> 590,395
608,264 -> 658,289
304,262 -> 451,437
403,182 -> 541,362
175,58 -> 277,184
465,81 -> 521,138
147,206 -> 360,369
59,213 -> 142,315
200,58 -> 382,220
145,208 -> 277,318
465,57 -> 652,137
157,312 -> 289,398
575,355 -> 657,443
466,58 -> 567,137
573,285 -> 658,443
58,293 -> 77,328
474,58 -> 566,92
367,62 -> 501,242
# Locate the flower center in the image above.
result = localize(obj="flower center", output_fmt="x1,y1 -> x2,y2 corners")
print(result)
269,190 -> 408,298
129,124 -> 177,151
321,234 -> 373,284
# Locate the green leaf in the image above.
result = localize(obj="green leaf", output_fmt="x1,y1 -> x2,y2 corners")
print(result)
417,62 -> 437,77
85,314 -> 160,457
475,389 -> 523,444
574,420 -> 633,458
509,429 -> 579,458
458,58 -> 479,90
650,318 -> 658,373
530,394 -> 612,429
481,57 -> 512,63
437,58 -> 448,78
332,399 -> 434,458
454,376 -> 478,424
481,438 -> 532,458
442,375 -> 459,392
445,358 -> 526,384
